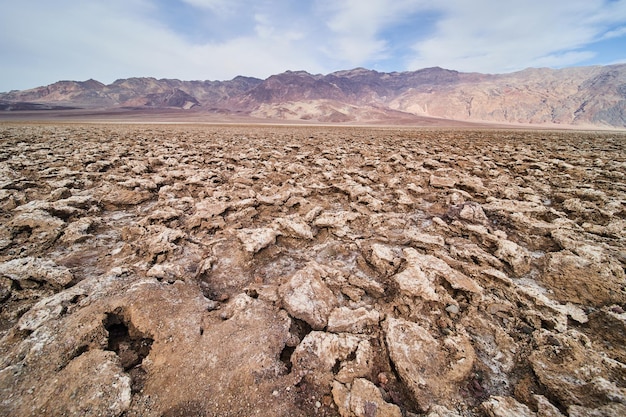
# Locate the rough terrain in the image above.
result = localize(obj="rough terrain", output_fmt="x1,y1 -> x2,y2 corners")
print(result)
0,123 -> 625,417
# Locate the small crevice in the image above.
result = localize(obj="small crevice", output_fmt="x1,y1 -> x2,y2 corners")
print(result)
279,317 -> 312,374
280,345 -> 296,373
381,331 -> 421,414
103,311 -> 154,394
69,345 -> 89,362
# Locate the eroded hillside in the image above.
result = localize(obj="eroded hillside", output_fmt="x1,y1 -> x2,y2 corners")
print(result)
0,124 -> 625,416
2,64 -> 625,127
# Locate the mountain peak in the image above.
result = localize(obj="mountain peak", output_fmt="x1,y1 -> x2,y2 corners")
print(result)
331,67 -> 377,77
80,79 -> 105,89
1,64 -> 625,127
282,70 -> 313,76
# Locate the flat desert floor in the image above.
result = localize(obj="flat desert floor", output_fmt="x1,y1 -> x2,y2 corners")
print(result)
0,123 -> 625,417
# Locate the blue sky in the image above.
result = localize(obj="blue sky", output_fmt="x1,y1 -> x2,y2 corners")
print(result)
1,0 -> 625,92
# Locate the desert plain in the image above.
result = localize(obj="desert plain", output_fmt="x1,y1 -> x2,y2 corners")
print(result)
0,122 -> 625,417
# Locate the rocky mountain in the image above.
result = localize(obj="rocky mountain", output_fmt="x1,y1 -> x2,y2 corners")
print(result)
1,64 -> 625,127
0,76 -> 263,111
389,66 -> 626,127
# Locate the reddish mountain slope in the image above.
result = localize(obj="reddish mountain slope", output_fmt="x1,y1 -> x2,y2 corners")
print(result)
1,65 -> 625,127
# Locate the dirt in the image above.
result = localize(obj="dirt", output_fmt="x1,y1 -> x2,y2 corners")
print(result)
0,123 -> 625,417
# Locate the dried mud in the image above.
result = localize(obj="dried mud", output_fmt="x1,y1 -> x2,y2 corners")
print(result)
0,123 -> 625,417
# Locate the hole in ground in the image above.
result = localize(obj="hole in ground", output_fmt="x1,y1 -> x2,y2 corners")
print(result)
281,346 -> 296,373
279,317 -> 312,374
103,311 -> 154,393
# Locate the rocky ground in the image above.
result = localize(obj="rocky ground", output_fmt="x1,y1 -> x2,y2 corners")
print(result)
0,123 -> 624,417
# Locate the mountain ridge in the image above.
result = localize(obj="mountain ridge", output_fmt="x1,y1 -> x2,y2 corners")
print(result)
1,64 -> 625,127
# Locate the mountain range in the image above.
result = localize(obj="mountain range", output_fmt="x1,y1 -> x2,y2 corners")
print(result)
1,64 -> 625,127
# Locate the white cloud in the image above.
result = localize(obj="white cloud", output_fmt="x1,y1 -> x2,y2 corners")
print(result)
320,0 -> 429,65
601,25 -> 626,39
253,13 -> 304,41
0,0 -> 625,91
0,0 -> 326,91
181,0 -> 228,9
406,0 -> 626,73
180,0 -> 245,16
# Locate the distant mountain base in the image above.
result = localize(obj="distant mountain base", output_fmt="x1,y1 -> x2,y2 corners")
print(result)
0,101 -> 78,111
1,64 -> 625,128
0,106 -> 583,129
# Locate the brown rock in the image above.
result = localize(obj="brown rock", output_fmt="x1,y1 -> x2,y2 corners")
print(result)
459,202 -> 489,224
327,307 -> 380,333
403,228 -> 446,250
8,209 -> 65,248
185,199 -> 230,229
364,243 -> 403,276
403,248 -> 483,295
274,215 -> 315,239
291,331 -> 373,386
35,349 -> 131,417
494,238 -> 532,277
393,248 -> 440,301
384,317 -> 475,409
60,217 -> 97,244
533,395 -> 566,417
314,210 -> 360,237
541,251 -> 625,306
0,224 -> 11,250
481,396 -> 535,417
529,329 -> 626,410
145,226 -> 185,258
236,227 -> 280,253
348,273 -> 385,297
430,169 -> 459,188
568,403 -> 626,417
100,186 -> 152,208
426,405 -> 464,416
332,378 -> 402,417
0,257 -> 73,288
146,262 -> 186,283
0,276 -> 13,302
279,263 -> 337,330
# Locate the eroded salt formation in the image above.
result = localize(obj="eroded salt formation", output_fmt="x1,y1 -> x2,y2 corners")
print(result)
0,124 -> 624,416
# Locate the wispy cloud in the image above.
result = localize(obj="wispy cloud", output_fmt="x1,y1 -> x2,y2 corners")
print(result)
601,25 -> 626,39
406,0 -> 626,72
181,0 -> 232,11
0,0 -> 625,91
319,0 -> 430,65
179,0 -> 251,19
0,0 -> 325,90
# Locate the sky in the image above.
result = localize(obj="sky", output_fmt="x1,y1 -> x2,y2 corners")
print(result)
1,0 -> 626,92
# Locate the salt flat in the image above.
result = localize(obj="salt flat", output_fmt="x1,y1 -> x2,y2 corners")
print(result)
0,123 -> 624,416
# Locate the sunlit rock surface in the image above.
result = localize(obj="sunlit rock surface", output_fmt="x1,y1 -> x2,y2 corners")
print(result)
0,124 -> 624,416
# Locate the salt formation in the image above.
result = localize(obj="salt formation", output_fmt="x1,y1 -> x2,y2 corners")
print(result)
0,124 -> 624,416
